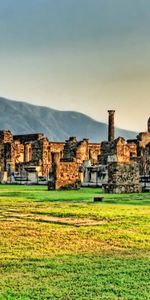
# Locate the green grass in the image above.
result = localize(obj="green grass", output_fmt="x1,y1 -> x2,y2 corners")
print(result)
0,185 -> 150,299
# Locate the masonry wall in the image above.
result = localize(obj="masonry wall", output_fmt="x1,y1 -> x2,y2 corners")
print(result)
13,141 -> 24,164
0,131 -> 14,173
75,139 -> 89,164
48,152 -> 81,190
100,138 -> 137,165
55,161 -> 80,189
105,162 -> 141,193
116,139 -> 131,163
89,143 -> 101,164
42,138 -> 51,176
137,132 -> 150,149
13,133 -> 44,143
0,130 -> 101,183
49,142 -> 64,153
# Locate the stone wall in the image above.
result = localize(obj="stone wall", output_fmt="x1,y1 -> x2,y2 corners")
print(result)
100,141 -> 112,165
137,142 -> 150,175
55,161 -> 80,190
13,141 -> 24,164
13,133 -> 44,143
104,162 -> 141,193
75,139 -> 89,164
0,131 -> 14,173
48,152 -> 81,190
63,137 -> 89,163
115,138 -> 131,163
0,130 -> 13,143
63,137 -> 100,165
49,142 -> 64,157
137,132 -> 150,149
0,130 -> 100,184
127,143 -> 137,159
63,137 -> 78,161
89,143 -> 101,164
131,132 -> 150,175
100,137 -> 137,165
24,143 -> 32,162
48,138 -> 101,190
42,138 -> 51,176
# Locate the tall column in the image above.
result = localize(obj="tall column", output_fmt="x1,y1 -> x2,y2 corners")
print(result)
108,110 -> 115,142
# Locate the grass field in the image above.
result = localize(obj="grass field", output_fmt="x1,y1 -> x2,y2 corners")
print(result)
0,185 -> 150,300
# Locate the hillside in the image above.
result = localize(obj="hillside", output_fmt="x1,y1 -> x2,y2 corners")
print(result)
0,97 -> 137,142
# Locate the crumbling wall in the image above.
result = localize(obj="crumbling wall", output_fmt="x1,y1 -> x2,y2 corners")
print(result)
100,141 -> 112,165
48,152 -> 81,190
0,130 -> 13,143
63,137 -> 78,161
30,138 -> 51,176
137,132 -> 150,149
63,137 -> 89,164
0,130 -> 101,185
31,140 -> 42,163
49,142 -> 64,158
134,132 -> 150,175
42,138 -> 51,176
100,137 -> 137,165
104,162 -> 141,193
75,139 -> 89,164
115,138 -> 130,163
13,133 -> 44,143
144,143 -> 150,174
0,131 -> 13,173
13,141 -> 24,164
137,142 -> 150,175
89,143 -> 101,164
127,143 -> 137,159
48,138 -> 100,190
55,161 -> 80,190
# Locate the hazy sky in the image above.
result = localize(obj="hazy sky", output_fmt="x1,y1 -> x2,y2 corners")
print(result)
0,0 -> 150,131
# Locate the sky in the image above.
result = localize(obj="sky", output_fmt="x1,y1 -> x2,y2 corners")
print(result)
0,0 -> 150,131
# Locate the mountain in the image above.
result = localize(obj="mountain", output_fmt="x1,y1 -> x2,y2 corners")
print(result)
0,97 -> 137,142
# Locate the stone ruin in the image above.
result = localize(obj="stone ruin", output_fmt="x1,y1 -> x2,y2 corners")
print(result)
101,111 -> 141,193
48,137 -> 100,190
104,161 -> 141,193
48,152 -> 81,190
0,131 -> 100,187
1,110 -> 150,192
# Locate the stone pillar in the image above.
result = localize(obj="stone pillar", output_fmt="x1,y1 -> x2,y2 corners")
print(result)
108,110 -> 115,142
50,152 -> 60,190
24,144 -> 30,162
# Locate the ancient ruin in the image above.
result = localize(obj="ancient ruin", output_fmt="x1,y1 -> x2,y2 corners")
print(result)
104,162 -> 141,194
0,110 -> 150,192
83,111 -> 150,193
0,131 -> 100,188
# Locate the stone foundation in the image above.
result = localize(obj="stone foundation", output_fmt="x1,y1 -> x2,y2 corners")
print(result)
104,162 -> 141,193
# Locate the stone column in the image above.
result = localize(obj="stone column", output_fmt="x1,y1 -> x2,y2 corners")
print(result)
52,152 -> 60,189
108,110 -> 115,142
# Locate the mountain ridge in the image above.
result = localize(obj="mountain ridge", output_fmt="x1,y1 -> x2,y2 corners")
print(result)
0,97 -> 137,142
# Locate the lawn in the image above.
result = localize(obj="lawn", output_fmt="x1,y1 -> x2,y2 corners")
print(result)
0,185 -> 150,300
